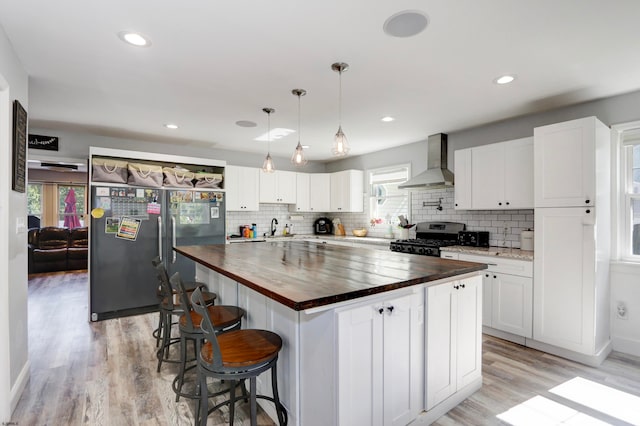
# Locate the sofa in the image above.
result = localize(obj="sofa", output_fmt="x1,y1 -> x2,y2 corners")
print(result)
28,227 -> 88,273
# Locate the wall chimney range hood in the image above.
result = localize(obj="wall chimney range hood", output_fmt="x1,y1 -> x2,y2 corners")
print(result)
399,133 -> 454,189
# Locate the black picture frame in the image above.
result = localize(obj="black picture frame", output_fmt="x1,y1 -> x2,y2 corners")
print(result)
28,133 -> 59,151
12,100 -> 27,193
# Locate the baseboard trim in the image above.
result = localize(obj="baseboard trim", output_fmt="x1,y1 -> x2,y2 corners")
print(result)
612,336 -> 640,357
483,327 -> 527,345
525,339 -> 612,367
10,360 -> 30,415
411,377 -> 483,425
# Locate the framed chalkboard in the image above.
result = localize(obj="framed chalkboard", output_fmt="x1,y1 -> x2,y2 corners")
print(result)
12,100 -> 27,193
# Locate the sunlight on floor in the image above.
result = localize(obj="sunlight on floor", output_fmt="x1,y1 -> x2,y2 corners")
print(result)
550,377 -> 640,425
497,376 -> 639,426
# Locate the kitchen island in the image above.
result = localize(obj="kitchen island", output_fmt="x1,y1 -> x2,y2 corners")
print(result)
175,241 -> 487,425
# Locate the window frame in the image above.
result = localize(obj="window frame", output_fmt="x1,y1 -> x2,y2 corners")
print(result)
367,163 -> 411,225
615,121 -> 640,261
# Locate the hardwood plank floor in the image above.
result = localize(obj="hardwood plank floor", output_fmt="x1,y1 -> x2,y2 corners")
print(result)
12,271 -> 640,425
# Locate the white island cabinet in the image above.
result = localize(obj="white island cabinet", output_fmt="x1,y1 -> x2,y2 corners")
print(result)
185,243 -> 486,426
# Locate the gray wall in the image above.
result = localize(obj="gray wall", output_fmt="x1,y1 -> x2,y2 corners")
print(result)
327,89 -> 640,175
27,127 -> 327,173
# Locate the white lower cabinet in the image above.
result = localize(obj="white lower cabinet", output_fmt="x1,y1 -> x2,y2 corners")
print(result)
457,253 -> 533,339
426,275 -> 482,410
337,291 -> 424,426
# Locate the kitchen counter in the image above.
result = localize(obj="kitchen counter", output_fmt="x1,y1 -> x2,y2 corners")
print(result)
175,241 -> 486,311
440,245 -> 534,261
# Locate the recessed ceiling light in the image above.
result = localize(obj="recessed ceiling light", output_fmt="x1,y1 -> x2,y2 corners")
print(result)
383,10 -> 429,38
255,128 -> 295,141
236,120 -> 257,128
164,123 -> 178,129
118,31 -> 151,47
381,116 -> 395,122
494,75 -> 516,85
302,145 -> 310,149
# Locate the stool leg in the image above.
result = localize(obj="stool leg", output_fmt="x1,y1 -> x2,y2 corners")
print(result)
271,363 -> 286,426
175,334 -> 187,402
250,377 -> 257,426
228,379 -> 237,426
156,313 -> 168,372
199,368 -> 207,426
155,311 -> 162,347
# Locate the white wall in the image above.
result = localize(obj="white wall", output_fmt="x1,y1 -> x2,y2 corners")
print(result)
0,23 -> 29,422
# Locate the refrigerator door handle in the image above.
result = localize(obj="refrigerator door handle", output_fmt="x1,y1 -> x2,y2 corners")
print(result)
172,216 -> 177,263
158,216 -> 163,261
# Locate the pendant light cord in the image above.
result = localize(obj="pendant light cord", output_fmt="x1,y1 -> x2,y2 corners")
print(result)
298,92 -> 302,141
338,69 -> 342,126
267,110 -> 271,154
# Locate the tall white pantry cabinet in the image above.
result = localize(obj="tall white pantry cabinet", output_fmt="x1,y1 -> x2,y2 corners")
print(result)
533,116 -> 611,364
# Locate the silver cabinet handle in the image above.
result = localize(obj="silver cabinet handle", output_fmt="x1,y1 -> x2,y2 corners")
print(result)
158,216 -> 163,262
171,216 -> 177,263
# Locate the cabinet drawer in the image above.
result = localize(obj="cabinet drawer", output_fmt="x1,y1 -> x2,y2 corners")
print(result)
458,254 -> 532,277
440,252 -> 459,260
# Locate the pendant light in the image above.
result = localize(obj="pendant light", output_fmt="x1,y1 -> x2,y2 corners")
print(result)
261,107 -> 276,173
331,62 -> 350,157
291,89 -> 308,167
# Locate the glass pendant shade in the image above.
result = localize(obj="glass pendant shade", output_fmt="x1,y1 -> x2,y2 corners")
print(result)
261,107 -> 276,173
332,125 -> 350,156
262,152 -> 275,173
291,141 -> 308,166
331,62 -> 350,157
291,88 -> 308,167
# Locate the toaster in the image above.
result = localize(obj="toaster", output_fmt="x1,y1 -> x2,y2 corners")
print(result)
458,231 -> 490,247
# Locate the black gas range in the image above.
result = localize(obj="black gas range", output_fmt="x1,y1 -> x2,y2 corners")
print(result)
390,221 -> 465,257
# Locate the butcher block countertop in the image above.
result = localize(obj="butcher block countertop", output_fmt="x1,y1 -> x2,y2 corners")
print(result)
175,241 -> 487,311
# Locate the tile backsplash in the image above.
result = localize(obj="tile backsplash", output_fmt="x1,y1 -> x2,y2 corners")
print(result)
228,188 -> 534,248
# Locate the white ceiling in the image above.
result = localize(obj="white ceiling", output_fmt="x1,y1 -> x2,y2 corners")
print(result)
2,0 -> 640,162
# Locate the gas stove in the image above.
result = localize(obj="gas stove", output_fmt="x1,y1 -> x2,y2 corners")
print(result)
390,221 -> 465,257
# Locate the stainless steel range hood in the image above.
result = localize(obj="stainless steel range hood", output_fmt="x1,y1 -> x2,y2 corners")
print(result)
399,133 -> 454,189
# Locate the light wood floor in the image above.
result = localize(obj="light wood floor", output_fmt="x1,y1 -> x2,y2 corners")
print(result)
12,271 -> 640,425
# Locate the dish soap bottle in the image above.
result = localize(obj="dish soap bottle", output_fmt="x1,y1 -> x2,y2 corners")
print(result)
283,224 -> 290,236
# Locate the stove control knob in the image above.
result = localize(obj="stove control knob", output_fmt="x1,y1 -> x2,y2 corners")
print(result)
417,247 -> 425,255
407,246 -> 414,253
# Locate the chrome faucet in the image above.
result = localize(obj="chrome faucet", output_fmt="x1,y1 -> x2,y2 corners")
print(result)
270,218 -> 278,236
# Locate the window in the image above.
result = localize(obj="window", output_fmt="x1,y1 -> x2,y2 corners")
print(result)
620,127 -> 640,259
27,183 -> 43,218
58,185 -> 86,228
368,165 -> 410,225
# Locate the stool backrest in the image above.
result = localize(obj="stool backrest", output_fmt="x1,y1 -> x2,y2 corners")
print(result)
169,272 -> 197,331
154,260 -> 175,309
191,287 -> 224,370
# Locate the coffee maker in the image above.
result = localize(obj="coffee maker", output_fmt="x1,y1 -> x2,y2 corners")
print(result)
314,217 -> 333,235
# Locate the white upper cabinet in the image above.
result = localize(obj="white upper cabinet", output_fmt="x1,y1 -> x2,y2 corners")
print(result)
290,173 -> 330,213
470,137 -> 533,209
225,165 -> 259,211
534,117 -> 608,207
259,170 -> 297,204
454,148 -> 472,210
330,170 -> 364,212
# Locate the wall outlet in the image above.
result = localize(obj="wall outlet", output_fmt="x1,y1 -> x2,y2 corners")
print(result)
616,302 -> 628,320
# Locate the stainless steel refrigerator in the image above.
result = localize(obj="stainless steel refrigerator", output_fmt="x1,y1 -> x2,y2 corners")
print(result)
89,186 -> 225,321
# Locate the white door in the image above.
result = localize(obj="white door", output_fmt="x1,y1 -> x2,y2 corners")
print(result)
309,173 -> 331,212
481,271 -> 493,327
534,117 -> 595,208
383,293 -> 424,426
454,148 -> 472,210
241,167 -> 260,211
455,276 -> 482,390
492,273 -> 533,338
292,173 -> 310,212
330,171 -> 347,212
277,170 -> 297,203
503,137 -> 534,208
337,303 -> 384,426
259,171 -> 278,203
534,207 -> 596,353
471,143 -> 505,209
225,165 -> 241,211
426,282 -> 456,410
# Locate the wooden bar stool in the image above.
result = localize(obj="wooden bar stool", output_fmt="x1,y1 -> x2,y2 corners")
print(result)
170,272 -> 245,403
191,287 -> 287,426
151,257 -> 206,347
155,262 -> 217,372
